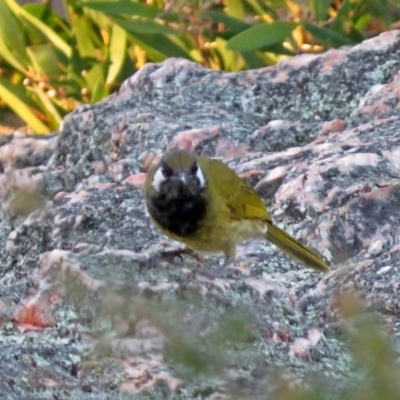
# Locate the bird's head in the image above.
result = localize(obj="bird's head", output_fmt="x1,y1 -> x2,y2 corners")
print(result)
150,150 -> 206,198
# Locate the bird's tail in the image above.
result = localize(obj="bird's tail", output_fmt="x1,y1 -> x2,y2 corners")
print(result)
265,223 -> 329,273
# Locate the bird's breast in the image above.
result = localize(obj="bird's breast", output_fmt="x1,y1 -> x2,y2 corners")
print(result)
148,191 -> 207,237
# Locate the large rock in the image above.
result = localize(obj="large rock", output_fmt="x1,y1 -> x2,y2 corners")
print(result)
1,30 -> 400,399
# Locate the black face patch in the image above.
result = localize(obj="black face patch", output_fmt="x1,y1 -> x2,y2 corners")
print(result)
147,176 -> 207,237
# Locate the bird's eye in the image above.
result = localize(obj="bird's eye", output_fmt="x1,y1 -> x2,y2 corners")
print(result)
160,164 -> 172,178
161,166 -> 168,177
190,163 -> 198,174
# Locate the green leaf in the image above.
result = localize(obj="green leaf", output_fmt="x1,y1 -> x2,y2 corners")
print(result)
65,41 -> 88,87
110,15 -> 177,35
80,0 -> 159,18
301,19 -> 355,47
25,4 -> 71,42
84,63 -> 105,95
227,21 -> 297,52
0,76 -> 50,133
310,0 -> 331,22
211,37 -> 245,71
245,0 -> 268,16
83,62 -> 108,103
0,0 -> 29,64
203,11 -> 251,34
30,85 -> 62,129
130,32 -> 192,61
241,51 -> 266,69
106,23 -> 127,85
23,3 -> 47,20
156,10 -> 180,24
71,14 -> 97,58
0,32 -> 28,73
26,44 -> 64,76
354,12 -> 370,31
331,1 -> 354,34
82,8 -> 110,30
334,0 -> 354,20
257,42 -> 294,56
225,0 -> 244,19
90,76 -> 108,103
5,0 -> 71,57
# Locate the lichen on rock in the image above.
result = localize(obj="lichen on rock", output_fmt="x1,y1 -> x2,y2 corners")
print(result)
1,30 -> 400,399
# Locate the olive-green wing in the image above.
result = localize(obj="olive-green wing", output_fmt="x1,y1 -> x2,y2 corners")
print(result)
197,156 -> 271,221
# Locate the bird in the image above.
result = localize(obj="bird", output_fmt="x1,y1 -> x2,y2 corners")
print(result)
143,150 -> 328,272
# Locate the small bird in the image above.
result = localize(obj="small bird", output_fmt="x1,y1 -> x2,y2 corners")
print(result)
143,150 -> 328,272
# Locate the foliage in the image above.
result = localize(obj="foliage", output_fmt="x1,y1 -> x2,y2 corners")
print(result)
274,295 -> 400,400
71,274 -> 400,399
0,0 -> 399,132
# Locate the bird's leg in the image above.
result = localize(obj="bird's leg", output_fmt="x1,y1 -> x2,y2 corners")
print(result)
181,247 -> 206,263
197,247 -> 239,279
221,256 -> 234,268
159,244 -> 205,264
222,246 -> 236,267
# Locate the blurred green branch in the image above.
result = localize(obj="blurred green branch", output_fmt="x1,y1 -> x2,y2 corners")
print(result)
275,293 -> 400,400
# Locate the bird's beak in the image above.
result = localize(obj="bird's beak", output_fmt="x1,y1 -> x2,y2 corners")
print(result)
178,171 -> 188,184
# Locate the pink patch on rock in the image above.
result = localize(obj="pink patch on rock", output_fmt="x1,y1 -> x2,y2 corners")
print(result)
13,290 -> 58,331
168,125 -> 221,152
123,173 -> 147,187
216,136 -> 250,158
320,119 -> 346,136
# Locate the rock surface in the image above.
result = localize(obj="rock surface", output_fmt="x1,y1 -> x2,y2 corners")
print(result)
1,30 -> 400,399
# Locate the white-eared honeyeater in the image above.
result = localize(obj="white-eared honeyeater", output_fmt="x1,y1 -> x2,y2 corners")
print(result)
143,150 -> 328,272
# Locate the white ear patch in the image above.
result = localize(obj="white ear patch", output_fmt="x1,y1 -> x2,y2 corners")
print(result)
152,163 -> 206,192
196,165 -> 206,188
152,167 -> 166,192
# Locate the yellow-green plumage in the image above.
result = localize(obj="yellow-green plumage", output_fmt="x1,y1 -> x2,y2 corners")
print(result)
265,224 -> 328,272
143,151 -> 328,273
